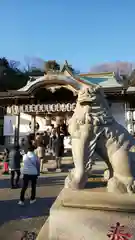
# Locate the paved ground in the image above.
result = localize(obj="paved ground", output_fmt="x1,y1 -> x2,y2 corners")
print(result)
0,160 -> 106,240
0,174 -> 64,240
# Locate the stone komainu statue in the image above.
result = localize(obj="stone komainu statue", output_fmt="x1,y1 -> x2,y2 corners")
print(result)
65,85 -> 135,194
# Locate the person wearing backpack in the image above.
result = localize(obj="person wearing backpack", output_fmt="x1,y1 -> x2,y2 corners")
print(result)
18,144 -> 40,206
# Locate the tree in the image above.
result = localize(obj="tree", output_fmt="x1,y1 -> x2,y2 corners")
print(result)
90,61 -> 135,87
9,60 -> 20,70
127,69 -> 135,86
28,67 -> 45,77
0,57 -> 29,91
44,60 -> 60,73
24,56 -> 45,76
90,61 -> 134,75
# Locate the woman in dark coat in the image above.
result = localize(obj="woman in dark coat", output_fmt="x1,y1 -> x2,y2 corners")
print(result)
49,129 -> 57,159
9,145 -> 22,188
55,127 -> 64,171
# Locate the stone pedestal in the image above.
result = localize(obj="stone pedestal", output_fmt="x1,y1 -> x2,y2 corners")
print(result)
36,218 -> 49,240
37,188 -> 135,240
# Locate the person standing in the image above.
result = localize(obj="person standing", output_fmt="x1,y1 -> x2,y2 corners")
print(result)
49,128 -> 57,160
43,131 -> 50,149
18,144 -> 40,206
20,138 -> 28,155
9,145 -> 22,188
2,148 -> 9,174
55,127 -> 64,172
34,136 -> 47,173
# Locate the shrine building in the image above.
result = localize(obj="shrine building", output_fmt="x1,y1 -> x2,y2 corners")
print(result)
0,61 -> 135,146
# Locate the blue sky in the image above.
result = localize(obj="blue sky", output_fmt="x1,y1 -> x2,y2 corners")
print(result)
0,0 -> 135,72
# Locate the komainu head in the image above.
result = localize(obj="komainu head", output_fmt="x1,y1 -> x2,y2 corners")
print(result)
77,85 -> 101,105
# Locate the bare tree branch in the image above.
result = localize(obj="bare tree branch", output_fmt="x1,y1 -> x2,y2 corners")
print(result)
90,61 -> 135,76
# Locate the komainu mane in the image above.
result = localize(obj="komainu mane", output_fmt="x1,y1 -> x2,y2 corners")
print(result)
65,85 -> 135,194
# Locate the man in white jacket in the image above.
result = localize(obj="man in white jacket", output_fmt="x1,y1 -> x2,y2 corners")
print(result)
18,144 -> 40,206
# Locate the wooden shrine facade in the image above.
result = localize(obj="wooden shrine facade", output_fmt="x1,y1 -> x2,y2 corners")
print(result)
0,63 -> 135,145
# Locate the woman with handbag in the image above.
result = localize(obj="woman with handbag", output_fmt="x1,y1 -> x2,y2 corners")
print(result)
18,144 -> 40,206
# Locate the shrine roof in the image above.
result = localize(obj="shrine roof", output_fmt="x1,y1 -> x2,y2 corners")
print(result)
18,71 -> 123,92
77,72 -> 123,88
17,74 -> 80,93
0,71 -> 134,99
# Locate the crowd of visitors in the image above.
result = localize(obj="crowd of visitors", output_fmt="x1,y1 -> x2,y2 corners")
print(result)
1,125 -> 66,205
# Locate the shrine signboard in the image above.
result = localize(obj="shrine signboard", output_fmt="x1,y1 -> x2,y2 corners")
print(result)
7,103 -> 76,115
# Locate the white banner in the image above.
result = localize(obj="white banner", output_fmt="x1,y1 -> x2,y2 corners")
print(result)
3,116 -> 15,136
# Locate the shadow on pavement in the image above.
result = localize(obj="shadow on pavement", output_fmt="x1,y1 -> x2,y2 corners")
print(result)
45,163 -> 74,172
85,181 -> 107,189
0,196 -> 56,226
37,176 -> 66,187
90,169 -> 104,176
0,168 -> 105,189
0,178 -> 10,189
0,174 -> 66,189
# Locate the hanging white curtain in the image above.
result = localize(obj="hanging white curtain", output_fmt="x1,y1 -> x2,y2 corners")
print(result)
126,111 -> 132,121
3,116 -> 15,136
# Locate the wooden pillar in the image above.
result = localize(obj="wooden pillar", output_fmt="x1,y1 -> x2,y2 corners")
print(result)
14,99 -> 20,146
30,97 -> 36,135
31,114 -> 36,134
14,113 -> 20,145
124,95 -> 130,131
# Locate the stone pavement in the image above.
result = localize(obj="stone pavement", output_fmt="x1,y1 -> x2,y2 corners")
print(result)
0,160 -> 106,240
0,174 -> 64,240
42,157 -> 73,172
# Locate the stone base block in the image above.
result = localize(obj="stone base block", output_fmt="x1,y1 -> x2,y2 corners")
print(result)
49,188 -> 135,240
36,218 -> 49,240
